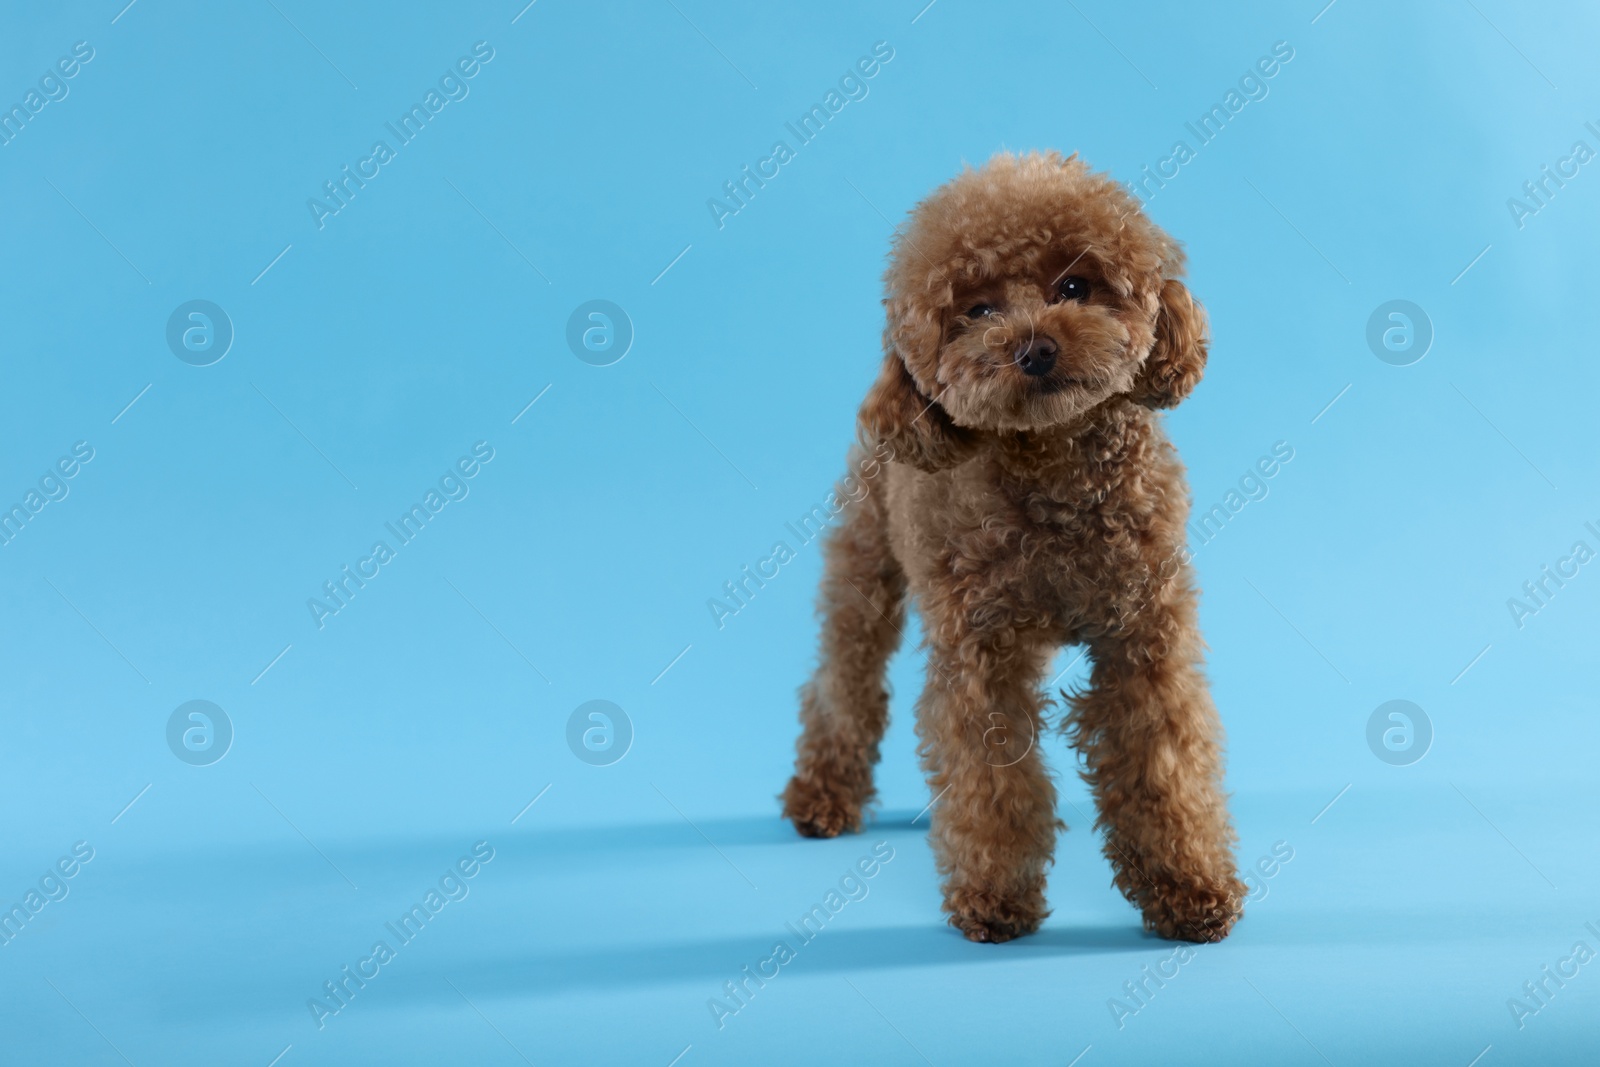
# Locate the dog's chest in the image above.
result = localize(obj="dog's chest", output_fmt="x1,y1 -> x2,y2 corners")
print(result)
1004,457 -> 1154,588
908,422 -> 1177,632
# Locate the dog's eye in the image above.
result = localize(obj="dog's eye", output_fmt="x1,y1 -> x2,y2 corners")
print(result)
965,303 -> 996,319
1055,277 -> 1091,302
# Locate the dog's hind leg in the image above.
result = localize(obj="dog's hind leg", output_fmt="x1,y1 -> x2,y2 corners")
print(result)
782,457 -> 904,838
1068,575 -> 1246,942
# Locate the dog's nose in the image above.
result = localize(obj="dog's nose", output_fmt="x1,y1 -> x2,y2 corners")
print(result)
1014,336 -> 1058,377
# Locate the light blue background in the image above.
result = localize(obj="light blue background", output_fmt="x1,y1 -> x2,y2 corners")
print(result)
2,1 -> 1597,1063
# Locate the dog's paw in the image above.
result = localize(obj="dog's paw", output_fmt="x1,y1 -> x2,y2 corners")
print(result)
780,774 -> 863,839
1138,874 -> 1245,943
945,885 -> 1047,944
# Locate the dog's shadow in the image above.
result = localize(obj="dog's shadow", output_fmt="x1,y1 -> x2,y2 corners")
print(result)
126,812 -> 1157,1020
490,808 -> 933,859
418,921 -> 1154,1001
408,810 -> 1157,1000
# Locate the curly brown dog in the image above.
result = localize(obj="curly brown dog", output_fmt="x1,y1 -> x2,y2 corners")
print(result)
781,150 -> 1245,944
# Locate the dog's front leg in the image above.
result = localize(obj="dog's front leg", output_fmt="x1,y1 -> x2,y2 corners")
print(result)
918,632 -> 1060,943
1070,583 -> 1246,942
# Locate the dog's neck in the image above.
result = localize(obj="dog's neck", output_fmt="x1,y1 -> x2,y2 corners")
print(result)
990,397 -> 1152,473
970,399 -> 1164,525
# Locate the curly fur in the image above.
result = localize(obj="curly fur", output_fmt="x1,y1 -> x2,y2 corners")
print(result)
782,151 -> 1244,944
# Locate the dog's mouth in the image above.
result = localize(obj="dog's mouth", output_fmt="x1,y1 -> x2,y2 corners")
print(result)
1027,375 -> 1079,396
1024,373 -> 1102,397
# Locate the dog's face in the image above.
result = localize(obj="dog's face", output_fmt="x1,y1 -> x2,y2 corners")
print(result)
860,151 -> 1208,471
937,250 -> 1153,432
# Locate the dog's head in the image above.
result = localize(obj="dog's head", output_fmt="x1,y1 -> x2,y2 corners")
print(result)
860,151 -> 1208,472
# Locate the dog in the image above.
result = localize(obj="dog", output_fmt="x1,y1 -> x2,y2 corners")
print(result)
781,150 -> 1245,944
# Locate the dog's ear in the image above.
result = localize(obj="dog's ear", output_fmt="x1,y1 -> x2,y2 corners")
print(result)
1133,278 -> 1208,410
858,349 -> 974,473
